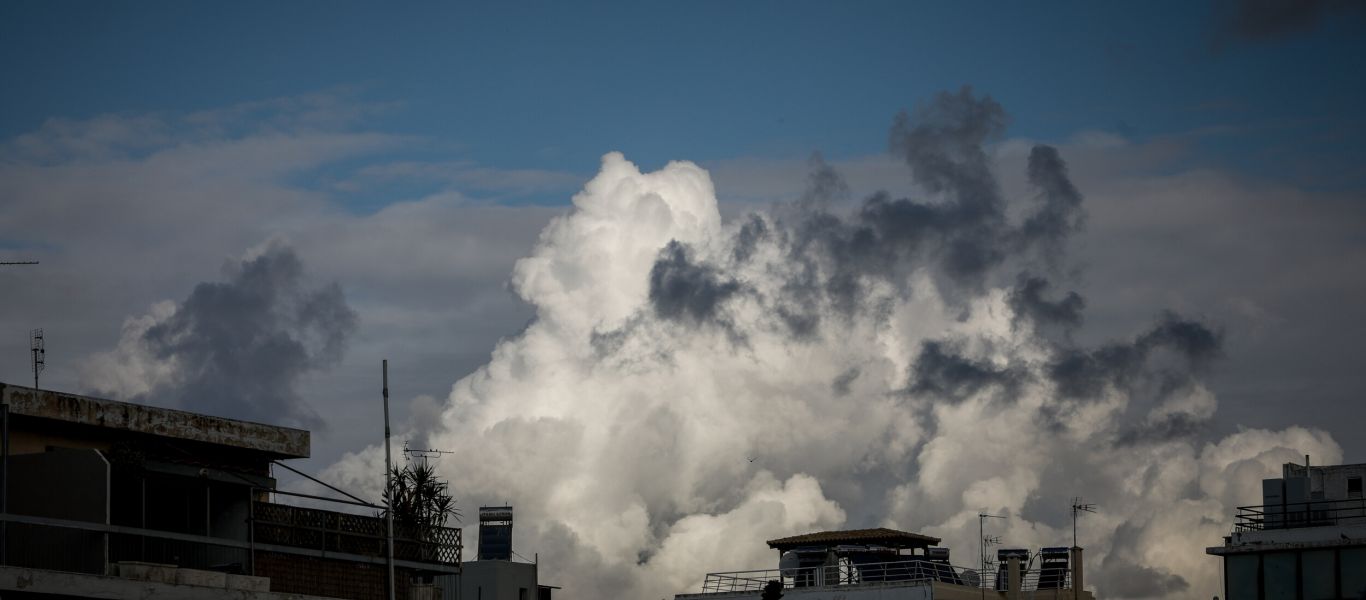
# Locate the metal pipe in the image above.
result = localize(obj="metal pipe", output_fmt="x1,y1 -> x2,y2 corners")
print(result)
268,488 -> 378,509
1,400 -> 7,566
140,475 -> 146,560
248,487 -> 255,576
271,460 -> 375,507
384,360 -> 396,600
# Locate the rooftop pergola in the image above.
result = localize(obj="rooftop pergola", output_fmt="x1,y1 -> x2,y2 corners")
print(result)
765,528 -> 942,554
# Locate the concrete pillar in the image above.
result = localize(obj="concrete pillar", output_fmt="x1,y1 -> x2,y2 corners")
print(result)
1007,556 -> 1021,600
1070,546 -> 1084,598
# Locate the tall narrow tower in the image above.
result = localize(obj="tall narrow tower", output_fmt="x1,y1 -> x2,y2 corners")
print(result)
478,506 -> 514,561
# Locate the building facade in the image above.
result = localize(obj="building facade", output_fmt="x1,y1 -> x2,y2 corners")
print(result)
436,506 -> 556,600
0,382 -> 461,599
673,527 -> 1094,600
1206,460 -> 1366,599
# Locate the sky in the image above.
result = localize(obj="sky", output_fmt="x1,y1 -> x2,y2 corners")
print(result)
2,2 -> 1365,599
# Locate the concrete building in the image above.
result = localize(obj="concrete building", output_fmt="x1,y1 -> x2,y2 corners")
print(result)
435,506 -> 557,600
1207,459 -> 1366,599
673,527 -> 1094,600
0,382 -> 461,599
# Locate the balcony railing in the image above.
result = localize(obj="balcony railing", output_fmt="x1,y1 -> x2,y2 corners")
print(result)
1234,498 -> 1366,532
253,500 -> 460,566
698,559 -> 1071,594
0,496 -> 460,576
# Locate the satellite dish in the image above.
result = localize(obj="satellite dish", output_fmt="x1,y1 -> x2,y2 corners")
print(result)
961,570 -> 981,587
779,551 -> 802,577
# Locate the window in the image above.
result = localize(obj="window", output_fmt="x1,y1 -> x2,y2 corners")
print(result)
1301,550 -> 1335,600
1344,548 -> 1366,599
1348,477 -> 1362,499
1226,555 -> 1258,600
1262,552 -> 1296,600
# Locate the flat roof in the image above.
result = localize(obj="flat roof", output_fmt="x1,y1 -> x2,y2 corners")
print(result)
1,383 -> 309,459
766,528 -> 941,552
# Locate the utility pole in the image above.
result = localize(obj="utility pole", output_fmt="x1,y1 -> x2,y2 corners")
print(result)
383,360 -> 395,600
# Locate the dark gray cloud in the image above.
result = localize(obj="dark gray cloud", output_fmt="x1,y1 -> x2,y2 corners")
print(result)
750,87 -> 1089,324
731,214 -> 769,263
1100,556 -> 1192,598
1099,521 -> 1192,598
910,340 -> 1020,401
1115,413 -> 1209,447
776,306 -> 821,340
1021,145 -> 1085,268
1048,311 -> 1222,400
648,240 -> 744,324
831,367 -> 860,397
1213,0 -> 1366,43
1008,275 -> 1086,329
139,243 -> 357,428
885,86 -> 1010,287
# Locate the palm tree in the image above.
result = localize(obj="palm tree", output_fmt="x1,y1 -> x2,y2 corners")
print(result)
382,461 -> 460,559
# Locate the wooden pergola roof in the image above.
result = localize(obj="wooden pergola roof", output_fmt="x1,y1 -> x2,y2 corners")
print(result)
766,527 -> 942,552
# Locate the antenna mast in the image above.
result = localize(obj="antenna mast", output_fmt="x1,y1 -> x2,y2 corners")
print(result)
1070,497 -> 1096,548
978,512 -> 1006,598
402,440 -> 455,467
30,329 -> 45,391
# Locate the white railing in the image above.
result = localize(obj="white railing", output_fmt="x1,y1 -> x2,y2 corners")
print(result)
700,559 -> 1070,594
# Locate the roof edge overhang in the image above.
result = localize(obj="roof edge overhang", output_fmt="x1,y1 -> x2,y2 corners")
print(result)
1,383 -> 309,459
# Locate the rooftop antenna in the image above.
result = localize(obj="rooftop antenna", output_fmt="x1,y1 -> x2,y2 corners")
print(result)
979,512 -> 1006,599
1070,497 -> 1096,548
402,440 -> 454,467
30,329 -> 45,391
0,261 -> 39,266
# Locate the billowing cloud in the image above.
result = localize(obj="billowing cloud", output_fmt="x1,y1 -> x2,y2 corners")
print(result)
0,93 -> 569,467
80,242 -> 357,428
322,89 -> 1342,599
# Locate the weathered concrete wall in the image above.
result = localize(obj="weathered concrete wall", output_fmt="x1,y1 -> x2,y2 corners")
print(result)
452,561 -> 541,600
676,583 -> 933,600
0,564 -> 343,599
1,382 -> 309,458
8,426 -> 112,456
673,581 -> 1092,600
255,551 -> 429,600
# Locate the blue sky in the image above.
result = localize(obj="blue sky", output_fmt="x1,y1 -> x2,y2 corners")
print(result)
4,0 -> 1365,462
5,1 -> 1364,194
5,4 -> 1366,596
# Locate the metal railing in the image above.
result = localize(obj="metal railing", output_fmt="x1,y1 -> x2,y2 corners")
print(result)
1,499 -> 460,576
699,559 -> 1071,594
1234,498 -> 1366,532
253,499 -> 460,565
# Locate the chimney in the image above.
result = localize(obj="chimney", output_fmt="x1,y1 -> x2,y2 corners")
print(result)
1071,546 -> 1085,598
1007,555 -> 1022,600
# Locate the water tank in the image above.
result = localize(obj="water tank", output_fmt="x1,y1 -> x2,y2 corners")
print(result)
926,547 -> 950,563
477,506 -> 514,560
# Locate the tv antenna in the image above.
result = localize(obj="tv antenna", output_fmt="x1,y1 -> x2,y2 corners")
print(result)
402,440 -> 454,466
978,512 -> 1006,598
1,261 -> 39,266
30,329 -> 45,391
1070,497 -> 1097,547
